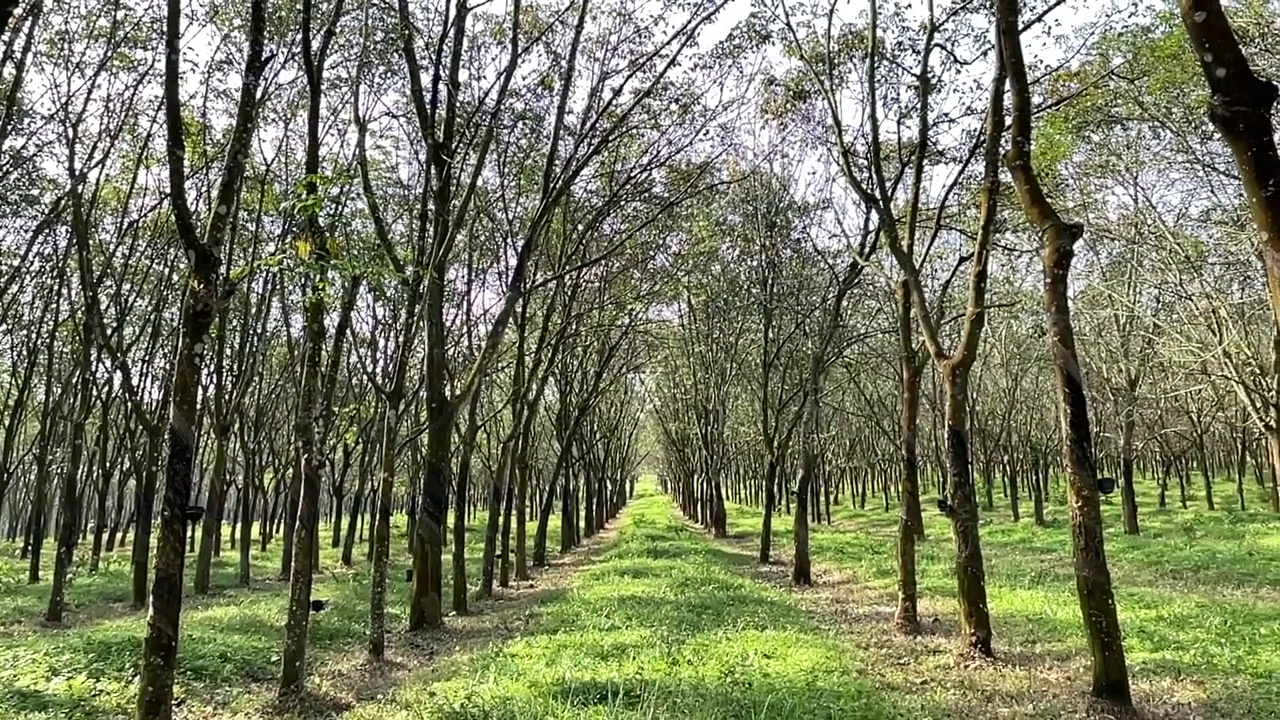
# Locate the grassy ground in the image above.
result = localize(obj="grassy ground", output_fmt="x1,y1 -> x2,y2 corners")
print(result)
353,482 -> 946,720
0,515 -> 561,719
732,483 -> 1280,719
3,482 -> 1273,719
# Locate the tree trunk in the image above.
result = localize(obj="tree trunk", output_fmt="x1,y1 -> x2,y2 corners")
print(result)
279,457 -> 301,580
533,474 -> 556,567
1180,1 -> 1280,345
998,0 -> 1131,699
895,329 -> 923,633
46,320 -> 94,623
1120,414 -> 1139,535
759,456 -> 777,564
89,417 -> 111,572
452,445 -> 473,613
1008,456 -> 1021,522
791,453 -> 813,586
792,384 -> 819,587
514,431 -> 530,580
942,367 -> 992,656
136,282 -> 223,716
410,413 -> 449,630
499,461 -> 516,587
194,425 -> 229,594
342,469 -> 367,567
368,401 -> 400,658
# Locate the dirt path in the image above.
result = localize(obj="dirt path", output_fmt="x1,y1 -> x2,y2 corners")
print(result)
693,520 -> 1208,720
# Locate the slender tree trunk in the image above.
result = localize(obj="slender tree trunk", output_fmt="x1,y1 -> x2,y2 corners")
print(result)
343,470 -> 367,567
1120,414 -> 1139,535
89,416 -> 111,572
368,400 -> 400,658
1008,456 -> 1021,522
46,322 -> 93,623
1197,447 -> 1215,511
792,385 -> 819,587
453,438 -> 474,613
279,458 -> 301,580
759,456 -> 777,564
194,425 -> 229,594
895,324 -> 923,633
999,0 -> 1131,700
131,431 -> 162,608
279,235 -> 330,694
499,462 -> 516,587
514,430 -> 530,580
238,478 -> 253,587
941,367 -> 992,656
533,474 -> 556,567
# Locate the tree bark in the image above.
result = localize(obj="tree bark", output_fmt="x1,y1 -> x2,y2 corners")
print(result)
942,367 -> 992,656
895,323 -> 923,632
1120,411 -> 1139,535
1180,0 -> 1280,324
136,0 -> 266,713
760,457 -> 777,564
999,0 -> 1131,703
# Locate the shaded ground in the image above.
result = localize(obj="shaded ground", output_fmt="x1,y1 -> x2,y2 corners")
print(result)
356,483 -> 944,719
719,487 -> 1279,720
4,483 -> 1272,719
0,515 -> 565,719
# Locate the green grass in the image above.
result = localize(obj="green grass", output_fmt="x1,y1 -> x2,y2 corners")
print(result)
6,478 -> 1273,719
731,481 -> 1280,718
0,514 -> 560,719
356,483 -> 942,719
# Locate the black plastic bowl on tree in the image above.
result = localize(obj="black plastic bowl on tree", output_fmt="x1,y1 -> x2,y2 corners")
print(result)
1097,476 -> 1117,496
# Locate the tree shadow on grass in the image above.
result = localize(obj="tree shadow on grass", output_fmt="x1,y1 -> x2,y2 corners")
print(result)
707,504 -> 1230,719
387,492 -> 954,720
0,681 -> 125,719
253,519 -> 632,720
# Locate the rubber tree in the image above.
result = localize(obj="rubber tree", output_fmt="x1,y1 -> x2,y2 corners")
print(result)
279,0 -> 347,695
998,0 -> 1132,704
1180,0 -> 1280,513
770,0 -> 978,635
136,0 -> 268,714
774,0 -> 1003,649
